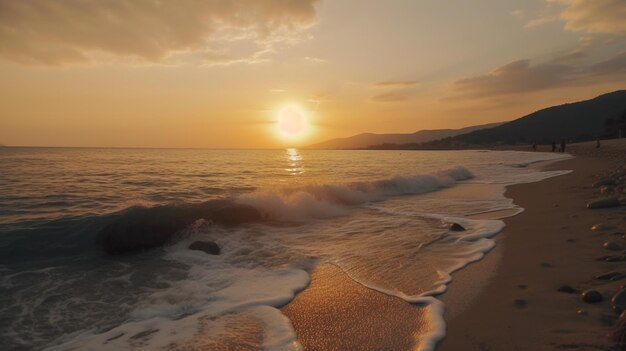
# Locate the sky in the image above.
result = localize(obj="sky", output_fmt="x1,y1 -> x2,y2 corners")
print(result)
0,0 -> 625,148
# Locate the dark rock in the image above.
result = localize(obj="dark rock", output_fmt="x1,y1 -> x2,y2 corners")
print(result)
557,285 -> 577,294
449,223 -> 466,231
581,290 -> 603,303
613,289 -> 626,313
189,241 -> 220,255
587,197 -> 620,209
540,262 -> 553,268
595,271 -> 625,281
600,255 -> 626,262
604,241 -> 623,251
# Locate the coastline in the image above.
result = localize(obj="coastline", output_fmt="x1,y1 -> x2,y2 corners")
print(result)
282,139 -> 626,351
439,140 -> 626,351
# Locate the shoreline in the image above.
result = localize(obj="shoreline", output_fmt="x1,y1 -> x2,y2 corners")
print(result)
282,139 -> 626,351
440,140 -> 626,350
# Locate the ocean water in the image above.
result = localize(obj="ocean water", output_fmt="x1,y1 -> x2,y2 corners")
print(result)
0,147 -> 571,351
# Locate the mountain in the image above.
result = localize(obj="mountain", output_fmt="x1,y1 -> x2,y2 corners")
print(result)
308,122 -> 503,149
430,90 -> 626,147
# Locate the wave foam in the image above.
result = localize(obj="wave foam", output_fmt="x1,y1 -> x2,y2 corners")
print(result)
237,166 -> 473,221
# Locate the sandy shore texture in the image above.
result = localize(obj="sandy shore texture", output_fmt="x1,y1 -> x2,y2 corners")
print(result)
282,138 -> 626,351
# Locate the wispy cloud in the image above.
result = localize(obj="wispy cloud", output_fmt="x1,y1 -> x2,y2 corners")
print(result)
556,0 -> 626,34
527,0 -> 626,34
371,91 -> 410,102
451,51 -> 626,98
0,0 -> 319,66
304,56 -> 327,64
373,80 -> 419,88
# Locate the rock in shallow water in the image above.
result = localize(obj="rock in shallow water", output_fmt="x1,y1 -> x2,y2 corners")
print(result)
449,223 -> 466,231
581,290 -> 603,303
189,240 -> 221,255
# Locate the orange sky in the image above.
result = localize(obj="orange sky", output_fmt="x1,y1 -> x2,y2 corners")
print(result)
0,0 -> 625,148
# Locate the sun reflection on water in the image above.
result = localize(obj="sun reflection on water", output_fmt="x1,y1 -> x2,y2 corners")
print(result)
285,148 -> 304,176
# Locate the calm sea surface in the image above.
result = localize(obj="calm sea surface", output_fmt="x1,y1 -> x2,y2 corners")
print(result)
0,147 -> 570,350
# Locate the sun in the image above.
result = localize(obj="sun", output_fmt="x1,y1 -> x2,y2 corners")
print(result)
276,104 -> 309,140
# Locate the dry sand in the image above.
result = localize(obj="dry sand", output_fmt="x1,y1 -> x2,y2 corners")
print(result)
282,139 -> 626,351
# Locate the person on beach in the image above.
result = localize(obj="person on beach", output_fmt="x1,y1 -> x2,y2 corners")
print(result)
560,139 -> 566,153
532,142 -> 537,152
596,137 -> 601,148
551,141 -> 557,152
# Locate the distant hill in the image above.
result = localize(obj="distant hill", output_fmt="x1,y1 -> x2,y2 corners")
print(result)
428,90 -> 626,147
308,123 -> 502,149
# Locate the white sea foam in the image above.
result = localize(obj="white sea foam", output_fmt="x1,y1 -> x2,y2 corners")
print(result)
236,166 -> 473,221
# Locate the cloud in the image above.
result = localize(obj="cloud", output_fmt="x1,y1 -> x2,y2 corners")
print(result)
0,0 -> 319,66
453,60 -> 574,97
528,0 -> 626,34
511,9 -> 525,19
588,51 -> 626,75
370,91 -> 410,102
451,51 -> 626,98
556,0 -> 626,34
304,56 -> 327,64
373,80 -> 419,88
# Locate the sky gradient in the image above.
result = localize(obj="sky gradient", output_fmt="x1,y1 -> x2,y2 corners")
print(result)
1,0 -> 625,148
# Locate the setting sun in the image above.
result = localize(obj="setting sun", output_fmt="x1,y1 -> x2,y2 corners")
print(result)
276,105 -> 309,140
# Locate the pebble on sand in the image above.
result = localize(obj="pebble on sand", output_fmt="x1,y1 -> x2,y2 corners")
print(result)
514,299 -> 528,309
581,290 -> 603,303
593,179 -> 616,188
592,223 -> 614,231
595,271 -> 626,281
612,289 -> 626,313
557,285 -> 577,294
587,197 -> 620,209
604,241 -> 623,251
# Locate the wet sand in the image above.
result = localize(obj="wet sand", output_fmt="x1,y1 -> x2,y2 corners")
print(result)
281,264 -> 432,351
283,138 -> 626,351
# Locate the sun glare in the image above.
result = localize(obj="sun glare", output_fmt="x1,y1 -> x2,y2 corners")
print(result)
276,105 -> 309,140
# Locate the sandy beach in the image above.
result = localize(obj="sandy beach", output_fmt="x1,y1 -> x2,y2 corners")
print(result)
283,139 -> 626,351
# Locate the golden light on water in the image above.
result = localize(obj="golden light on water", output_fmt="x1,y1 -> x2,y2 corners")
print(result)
276,105 -> 309,141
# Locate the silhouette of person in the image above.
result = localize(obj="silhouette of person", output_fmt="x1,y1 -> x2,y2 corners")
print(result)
551,141 -> 556,152
596,137 -> 601,148
532,142 -> 537,152
560,139 -> 566,153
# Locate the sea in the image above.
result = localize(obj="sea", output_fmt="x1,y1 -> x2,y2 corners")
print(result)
0,147 -> 571,351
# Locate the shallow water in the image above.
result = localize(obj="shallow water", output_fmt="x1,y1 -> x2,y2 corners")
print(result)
0,147 -> 570,350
